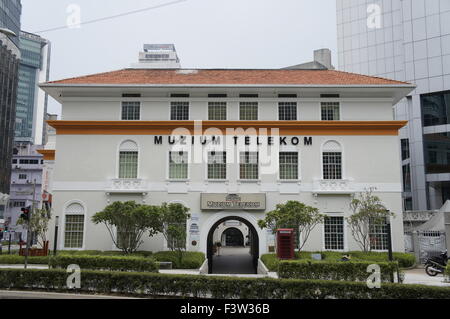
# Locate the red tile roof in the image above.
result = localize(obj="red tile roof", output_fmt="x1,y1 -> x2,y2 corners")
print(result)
45,69 -> 412,86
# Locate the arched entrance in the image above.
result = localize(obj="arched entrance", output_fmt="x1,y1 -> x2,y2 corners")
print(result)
207,216 -> 259,274
221,227 -> 244,246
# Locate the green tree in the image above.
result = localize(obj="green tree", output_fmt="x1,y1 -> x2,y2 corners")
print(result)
159,202 -> 191,264
258,201 -> 324,250
17,208 -> 51,248
91,201 -> 161,254
346,188 -> 394,252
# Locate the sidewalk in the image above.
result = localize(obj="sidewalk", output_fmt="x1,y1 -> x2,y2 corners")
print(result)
402,268 -> 450,287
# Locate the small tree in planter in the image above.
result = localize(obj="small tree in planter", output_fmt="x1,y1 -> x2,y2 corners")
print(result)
258,201 -> 324,251
347,188 -> 394,252
17,208 -> 51,249
159,203 -> 191,265
92,201 -> 161,254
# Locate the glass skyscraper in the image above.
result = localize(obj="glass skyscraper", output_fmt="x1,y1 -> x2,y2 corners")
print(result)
0,0 -> 21,217
15,31 -> 50,145
337,0 -> 450,210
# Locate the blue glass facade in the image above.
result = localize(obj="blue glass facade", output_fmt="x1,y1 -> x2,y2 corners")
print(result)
0,0 -> 21,47
15,33 -> 48,142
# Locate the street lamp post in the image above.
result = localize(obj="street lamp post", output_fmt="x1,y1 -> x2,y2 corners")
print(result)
385,215 -> 395,283
53,216 -> 59,256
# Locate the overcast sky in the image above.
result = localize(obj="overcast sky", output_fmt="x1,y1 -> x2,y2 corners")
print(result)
21,0 -> 338,116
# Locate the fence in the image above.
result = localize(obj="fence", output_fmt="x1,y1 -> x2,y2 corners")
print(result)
404,230 -> 447,264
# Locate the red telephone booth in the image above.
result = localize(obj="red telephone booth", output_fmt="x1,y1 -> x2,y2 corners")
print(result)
276,228 -> 295,260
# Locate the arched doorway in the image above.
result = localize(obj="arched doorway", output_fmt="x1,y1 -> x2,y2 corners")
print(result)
221,227 -> 244,246
207,216 -> 259,274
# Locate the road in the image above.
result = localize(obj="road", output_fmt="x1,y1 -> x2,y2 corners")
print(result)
402,268 -> 450,287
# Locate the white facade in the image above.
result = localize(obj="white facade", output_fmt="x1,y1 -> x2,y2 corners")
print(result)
337,0 -> 450,210
40,69 -> 414,259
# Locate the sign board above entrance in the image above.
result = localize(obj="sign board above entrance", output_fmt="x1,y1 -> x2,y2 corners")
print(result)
201,193 -> 266,211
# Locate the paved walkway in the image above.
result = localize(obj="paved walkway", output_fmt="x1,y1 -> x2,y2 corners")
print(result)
212,247 -> 256,274
402,268 -> 450,287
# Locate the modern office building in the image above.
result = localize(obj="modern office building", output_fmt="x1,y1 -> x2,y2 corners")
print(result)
6,143 -> 43,240
130,44 -> 181,69
0,0 -> 21,219
39,67 -> 413,272
337,0 -> 450,211
15,31 -> 51,145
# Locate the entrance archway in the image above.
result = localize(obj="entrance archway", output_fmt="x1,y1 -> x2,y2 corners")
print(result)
221,227 -> 244,246
207,216 -> 259,274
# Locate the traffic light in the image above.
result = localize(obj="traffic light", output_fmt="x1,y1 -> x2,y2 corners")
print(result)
20,206 -> 31,221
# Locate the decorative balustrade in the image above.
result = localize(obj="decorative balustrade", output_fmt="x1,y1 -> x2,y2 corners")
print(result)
312,179 -> 354,195
108,179 -> 146,192
403,210 -> 438,222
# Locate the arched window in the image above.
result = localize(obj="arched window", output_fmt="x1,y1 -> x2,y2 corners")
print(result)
118,140 -> 138,179
322,141 -> 342,180
64,203 -> 85,248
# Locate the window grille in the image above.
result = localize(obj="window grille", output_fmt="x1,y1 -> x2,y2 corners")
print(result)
169,151 -> 188,179
240,152 -> 259,180
208,102 -> 227,120
121,101 -> 140,120
323,152 -> 342,180
208,152 -> 226,179
240,102 -> 258,120
278,102 -> 297,120
324,216 -> 344,250
170,102 -> 189,120
279,152 -> 298,180
321,102 -> 340,121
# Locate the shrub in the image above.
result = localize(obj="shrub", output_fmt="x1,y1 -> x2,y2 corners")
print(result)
0,268 -> 449,299
153,251 -> 205,269
261,251 -> 415,272
278,260 -> 400,282
0,255 -> 50,265
49,255 -> 158,272
446,265 -> 450,282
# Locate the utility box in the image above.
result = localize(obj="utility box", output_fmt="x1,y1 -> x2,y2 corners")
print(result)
276,229 -> 295,260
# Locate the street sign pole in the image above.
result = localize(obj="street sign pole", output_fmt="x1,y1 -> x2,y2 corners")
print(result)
24,179 -> 36,269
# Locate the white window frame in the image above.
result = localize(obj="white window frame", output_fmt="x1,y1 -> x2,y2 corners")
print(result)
208,101 -> 227,121
369,217 -> 390,252
206,151 -> 228,181
116,140 -> 140,179
277,101 -> 298,121
169,101 -> 190,121
320,101 -> 341,121
239,101 -> 259,121
238,151 -> 260,182
320,140 -> 345,180
167,150 -> 190,181
278,151 -> 300,182
121,101 -> 141,121
322,214 -> 347,252
61,200 -> 87,250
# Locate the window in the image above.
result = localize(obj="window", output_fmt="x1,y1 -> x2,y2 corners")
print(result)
278,94 -> 297,98
208,94 -> 227,98
240,102 -> 258,120
403,164 -> 411,193
323,152 -> 342,180
116,226 -> 133,249
324,216 -> 344,250
322,141 -> 342,180
208,102 -> 227,120
239,152 -> 259,180
12,159 -> 17,164
170,93 -> 189,98
369,218 -> 389,250
64,203 -> 85,248
121,101 -> 140,120
401,139 -> 410,161
421,90 -> 450,127
207,152 -> 226,180
424,133 -> 450,174
118,140 -> 138,179
279,152 -> 298,180
278,102 -> 297,120
240,93 -> 258,98
18,174 -> 27,180
169,151 -> 188,179
13,201 -> 25,207
321,94 -> 340,98
171,102 -> 189,120
321,102 -> 340,121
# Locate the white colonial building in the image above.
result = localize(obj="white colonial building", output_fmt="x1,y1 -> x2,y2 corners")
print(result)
39,68 -> 414,269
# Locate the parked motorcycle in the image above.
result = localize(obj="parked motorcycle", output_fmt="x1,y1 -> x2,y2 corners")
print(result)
424,250 -> 448,276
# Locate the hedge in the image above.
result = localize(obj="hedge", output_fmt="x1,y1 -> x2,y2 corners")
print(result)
446,265 -> 450,281
152,251 -> 205,269
0,255 -> 50,265
0,268 -> 449,299
49,255 -> 158,272
261,251 -> 415,272
278,260 -> 400,282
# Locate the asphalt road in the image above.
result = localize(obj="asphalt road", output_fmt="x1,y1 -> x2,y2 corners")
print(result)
212,247 -> 255,274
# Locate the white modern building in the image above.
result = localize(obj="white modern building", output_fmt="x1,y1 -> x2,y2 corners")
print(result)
337,0 -> 450,211
39,67 -> 414,272
130,44 -> 181,69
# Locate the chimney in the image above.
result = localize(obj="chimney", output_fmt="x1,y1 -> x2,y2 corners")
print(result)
314,49 -> 334,70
